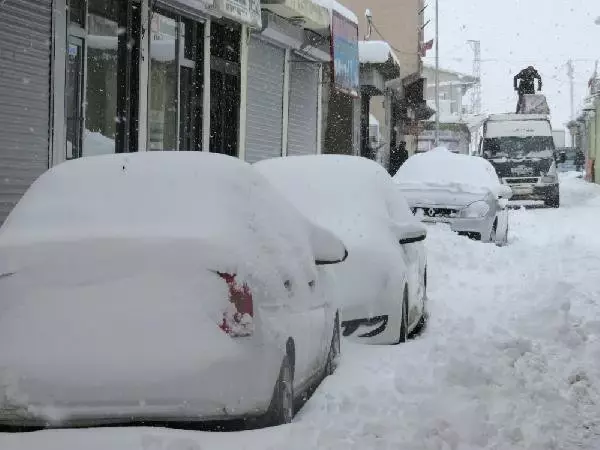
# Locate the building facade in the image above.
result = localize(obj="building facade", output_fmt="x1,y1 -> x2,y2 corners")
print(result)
571,76 -> 600,183
422,64 -> 477,119
341,0 -> 427,156
0,0 -> 358,224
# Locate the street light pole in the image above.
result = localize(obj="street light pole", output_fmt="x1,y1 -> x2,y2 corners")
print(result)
434,0 -> 440,146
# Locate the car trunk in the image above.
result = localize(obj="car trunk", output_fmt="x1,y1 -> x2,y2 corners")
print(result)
0,238 -> 248,405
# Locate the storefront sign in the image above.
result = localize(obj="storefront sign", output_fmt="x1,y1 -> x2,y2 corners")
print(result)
214,0 -> 262,28
262,0 -> 329,30
330,10 -> 359,96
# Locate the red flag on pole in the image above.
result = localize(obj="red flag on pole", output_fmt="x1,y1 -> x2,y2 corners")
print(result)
420,39 -> 434,56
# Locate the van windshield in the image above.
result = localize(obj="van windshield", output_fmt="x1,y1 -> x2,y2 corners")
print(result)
482,136 -> 555,159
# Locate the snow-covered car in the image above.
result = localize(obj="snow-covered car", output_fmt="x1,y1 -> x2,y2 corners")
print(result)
255,155 -> 428,345
0,152 -> 348,428
393,147 -> 513,245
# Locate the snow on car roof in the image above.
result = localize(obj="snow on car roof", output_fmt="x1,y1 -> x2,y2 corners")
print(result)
255,155 -> 415,229
0,152 -> 313,255
393,147 -> 500,193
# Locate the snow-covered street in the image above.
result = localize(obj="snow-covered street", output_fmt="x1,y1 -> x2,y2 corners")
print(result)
3,173 -> 600,450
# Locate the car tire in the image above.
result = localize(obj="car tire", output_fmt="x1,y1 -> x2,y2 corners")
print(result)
412,269 -> 428,335
325,314 -> 341,376
266,356 -> 294,426
397,287 -> 409,344
489,220 -> 497,243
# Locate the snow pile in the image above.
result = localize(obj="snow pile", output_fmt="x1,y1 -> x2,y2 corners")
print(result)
83,129 -> 115,156
394,146 -> 502,195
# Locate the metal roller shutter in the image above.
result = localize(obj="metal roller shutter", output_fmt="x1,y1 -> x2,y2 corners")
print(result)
0,0 -> 52,224
287,55 -> 318,156
245,37 -> 285,163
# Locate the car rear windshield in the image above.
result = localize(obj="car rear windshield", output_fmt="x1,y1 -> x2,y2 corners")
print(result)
482,136 -> 555,159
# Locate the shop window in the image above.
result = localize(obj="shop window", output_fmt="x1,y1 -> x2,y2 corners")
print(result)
210,21 -> 240,156
148,11 -> 204,151
65,0 -> 140,159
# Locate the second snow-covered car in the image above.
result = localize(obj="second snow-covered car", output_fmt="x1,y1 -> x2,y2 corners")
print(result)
0,152 -> 347,428
393,147 -> 512,245
256,155 -> 428,345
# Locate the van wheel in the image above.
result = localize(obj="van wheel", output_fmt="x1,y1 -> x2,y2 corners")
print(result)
398,287 -> 409,344
545,192 -> 560,208
266,356 -> 294,426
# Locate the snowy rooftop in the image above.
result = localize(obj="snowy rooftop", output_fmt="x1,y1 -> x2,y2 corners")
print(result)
358,40 -> 401,67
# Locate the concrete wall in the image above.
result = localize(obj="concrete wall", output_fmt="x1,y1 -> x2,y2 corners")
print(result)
343,0 -> 423,76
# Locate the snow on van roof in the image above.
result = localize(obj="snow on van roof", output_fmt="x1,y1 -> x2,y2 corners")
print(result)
487,113 -> 549,121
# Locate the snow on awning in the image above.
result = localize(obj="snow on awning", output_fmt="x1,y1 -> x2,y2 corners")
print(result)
358,40 -> 400,67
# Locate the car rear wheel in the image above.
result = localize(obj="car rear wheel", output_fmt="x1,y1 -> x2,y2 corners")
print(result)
413,268 -> 428,335
266,356 -> 294,426
325,314 -> 341,375
489,221 -> 497,243
398,287 -> 409,344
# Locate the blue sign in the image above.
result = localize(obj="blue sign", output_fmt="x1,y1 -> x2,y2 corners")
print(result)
331,10 -> 359,96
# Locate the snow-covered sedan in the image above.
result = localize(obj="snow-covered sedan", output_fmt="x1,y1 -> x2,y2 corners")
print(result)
255,155 -> 427,345
393,147 -> 513,245
0,152 -> 348,428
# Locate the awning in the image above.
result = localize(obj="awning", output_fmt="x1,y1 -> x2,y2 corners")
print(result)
261,0 -> 330,31
358,41 -> 401,87
213,0 -> 262,28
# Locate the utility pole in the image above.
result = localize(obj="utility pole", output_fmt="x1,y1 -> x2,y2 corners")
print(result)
467,40 -> 481,114
434,0 -> 440,146
567,59 -> 575,120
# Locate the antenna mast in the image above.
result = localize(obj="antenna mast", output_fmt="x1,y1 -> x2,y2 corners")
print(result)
467,40 -> 481,114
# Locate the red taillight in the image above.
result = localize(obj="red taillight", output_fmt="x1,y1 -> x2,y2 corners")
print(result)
217,272 -> 254,337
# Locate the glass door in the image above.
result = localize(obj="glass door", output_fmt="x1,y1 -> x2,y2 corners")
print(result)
66,37 -> 84,159
148,11 -> 204,151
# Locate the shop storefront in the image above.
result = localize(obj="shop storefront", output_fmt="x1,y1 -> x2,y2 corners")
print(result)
55,0 -> 260,160
244,1 -> 330,163
0,0 -> 53,223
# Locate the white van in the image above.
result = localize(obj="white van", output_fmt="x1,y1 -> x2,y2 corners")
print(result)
478,113 -> 560,208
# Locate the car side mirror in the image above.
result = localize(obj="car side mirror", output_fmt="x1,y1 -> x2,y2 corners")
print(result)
310,224 -> 348,266
391,221 -> 427,245
498,185 -> 513,200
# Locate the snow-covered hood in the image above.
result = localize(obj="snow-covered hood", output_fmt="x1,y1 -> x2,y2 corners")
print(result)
396,182 -> 491,209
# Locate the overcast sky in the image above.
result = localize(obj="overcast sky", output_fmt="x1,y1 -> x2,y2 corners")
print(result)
423,0 -> 599,131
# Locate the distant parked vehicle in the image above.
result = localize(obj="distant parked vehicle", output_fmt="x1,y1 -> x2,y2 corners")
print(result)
0,152 -> 347,428
256,155 -> 428,345
394,147 -> 512,246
